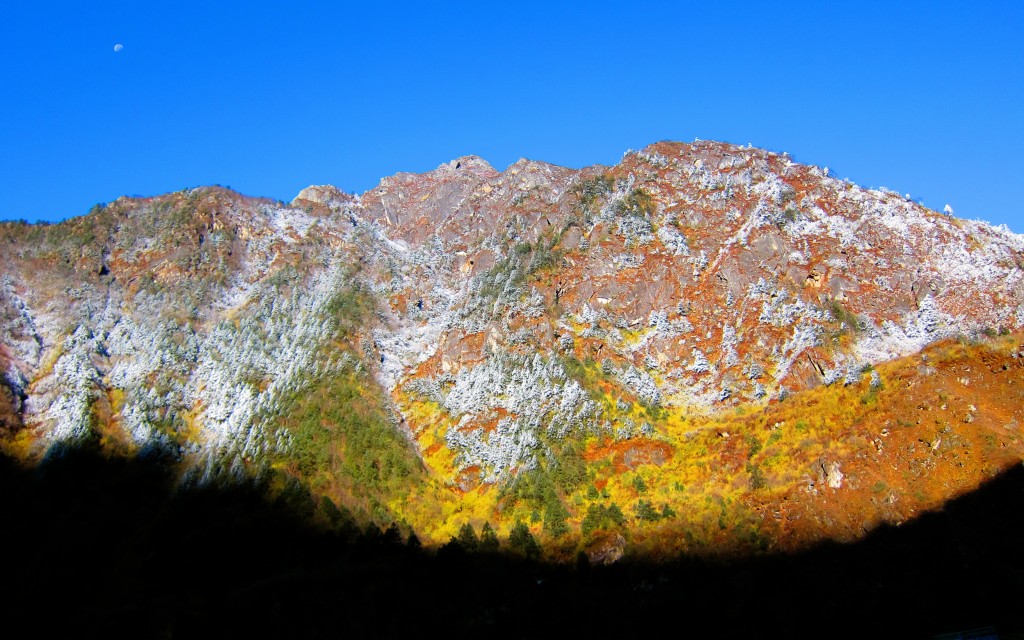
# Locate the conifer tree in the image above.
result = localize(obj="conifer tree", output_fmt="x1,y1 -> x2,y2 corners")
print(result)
479,522 -> 499,553
456,522 -> 479,552
509,520 -> 541,559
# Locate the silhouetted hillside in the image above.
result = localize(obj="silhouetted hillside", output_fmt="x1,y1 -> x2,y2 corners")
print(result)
0,450 -> 1022,639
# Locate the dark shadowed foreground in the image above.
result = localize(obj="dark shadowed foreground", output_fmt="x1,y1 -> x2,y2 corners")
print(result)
1,450 -> 1022,640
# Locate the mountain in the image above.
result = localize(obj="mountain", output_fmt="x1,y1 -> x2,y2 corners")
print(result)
1,139 -> 1022,560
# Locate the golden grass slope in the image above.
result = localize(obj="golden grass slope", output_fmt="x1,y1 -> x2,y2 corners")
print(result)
390,333 -> 1024,561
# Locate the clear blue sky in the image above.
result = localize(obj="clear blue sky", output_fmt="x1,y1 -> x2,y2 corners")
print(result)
2,1 -> 1022,232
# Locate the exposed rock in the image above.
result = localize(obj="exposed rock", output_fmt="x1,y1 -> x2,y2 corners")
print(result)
818,460 -> 844,489
586,533 -> 627,565
0,139 -> 1021,486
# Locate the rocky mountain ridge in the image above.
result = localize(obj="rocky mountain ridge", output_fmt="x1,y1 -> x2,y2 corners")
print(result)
1,139 -> 1022,550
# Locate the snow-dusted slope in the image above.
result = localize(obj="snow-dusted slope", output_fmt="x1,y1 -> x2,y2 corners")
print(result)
1,141 -> 1021,486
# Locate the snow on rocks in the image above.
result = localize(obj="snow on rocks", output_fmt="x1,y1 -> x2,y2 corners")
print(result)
853,295 -> 957,364
435,352 -> 598,481
2,138 -> 1023,483
36,325 -> 104,443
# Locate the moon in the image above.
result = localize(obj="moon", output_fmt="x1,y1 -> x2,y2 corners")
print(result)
113,44 -> 123,52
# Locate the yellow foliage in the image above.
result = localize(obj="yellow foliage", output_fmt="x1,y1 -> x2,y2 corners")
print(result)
108,388 -> 126,414
0,428 -> 38,460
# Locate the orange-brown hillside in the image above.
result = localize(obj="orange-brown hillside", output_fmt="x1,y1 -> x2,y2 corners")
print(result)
0,141 -> 1022,565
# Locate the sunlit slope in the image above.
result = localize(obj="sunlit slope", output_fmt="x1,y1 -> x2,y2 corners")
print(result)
1,140 -> 1022,561
370,333 -> 1019,558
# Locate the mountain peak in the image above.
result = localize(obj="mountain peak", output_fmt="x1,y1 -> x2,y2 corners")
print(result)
291,184 -> 353,209
443,155 -> 497,177
1,139 -> 1022,560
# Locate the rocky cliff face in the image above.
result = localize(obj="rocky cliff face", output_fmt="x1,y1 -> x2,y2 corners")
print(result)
1,140 -> 1022,546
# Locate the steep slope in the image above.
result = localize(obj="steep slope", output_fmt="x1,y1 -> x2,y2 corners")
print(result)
1,140 -> 1022,554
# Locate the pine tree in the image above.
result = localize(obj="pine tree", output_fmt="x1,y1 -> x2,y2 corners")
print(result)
456,522 -> 479,552
509,520 -> 541,559
607,503 -> 625,525
479,522 -> 499,553
543,498 -> 570,538
406,531 -> 422,550
635,499 -> 660,521
382,522 -> 402,545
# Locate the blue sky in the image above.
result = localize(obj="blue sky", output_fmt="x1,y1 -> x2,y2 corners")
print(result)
2,1 -> 1022,232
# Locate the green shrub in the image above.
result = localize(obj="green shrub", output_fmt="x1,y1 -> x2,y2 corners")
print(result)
825,298 -> 865,334
575,175 -> 614,212
613,188 -> 654,218
747,463 -> 767,490
746,434 -> 762,457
